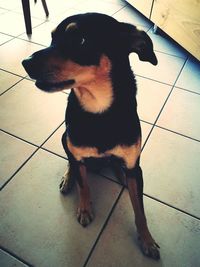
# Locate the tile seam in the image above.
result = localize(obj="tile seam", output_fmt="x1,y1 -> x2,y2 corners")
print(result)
0,246 -> 34,267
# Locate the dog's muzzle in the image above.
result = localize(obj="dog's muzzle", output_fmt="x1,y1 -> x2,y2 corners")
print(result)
22,50 -> 75,91
22,56 -> 38,80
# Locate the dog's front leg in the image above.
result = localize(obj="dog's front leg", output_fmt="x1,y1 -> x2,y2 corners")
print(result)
76,163 -> 94,227
125,164 -> 160,260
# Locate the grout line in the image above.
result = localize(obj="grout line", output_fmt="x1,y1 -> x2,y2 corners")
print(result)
0,36 -> 16,46
15,32 -> 46,46
82,183 -> 200,267
153,49 -> 188,60
111,4 -> 127,16
92,169 -> 200,221
16,19 -> 50,47
39,121 -> 65,147
0,147 -> 40,191
154,125 -> 200,143
135,74 -> 175,87
147,25 -> 190,59
17,34 -> 47,47
140,119 -> 200,144
40,146 -> 68,160
146,27 -> 189,60
140,119 -> 153,126
144,193 -> 200,220
0,31 -> 16,39
0,68 -> 25,79
0,77 -> 25,96
174,86 -> 200,96
83,187 -> 125,267
0,7 -> 10,12
0,129 -> 40,148
141,123 -> 154,152
0,246 -> 34,267
141,56 -> 189,150
0,121 -> 65,190
153,57 -> 188,126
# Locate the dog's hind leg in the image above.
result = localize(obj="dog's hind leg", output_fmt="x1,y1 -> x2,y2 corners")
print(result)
124,162 -> 160,260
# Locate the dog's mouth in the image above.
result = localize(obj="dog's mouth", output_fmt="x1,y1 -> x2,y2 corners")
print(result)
35,79 -> 75,92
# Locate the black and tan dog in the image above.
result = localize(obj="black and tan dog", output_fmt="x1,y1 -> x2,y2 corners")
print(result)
22,13 -> 160,259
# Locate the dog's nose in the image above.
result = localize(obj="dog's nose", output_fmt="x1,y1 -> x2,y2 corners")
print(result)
22,56 -> 37,79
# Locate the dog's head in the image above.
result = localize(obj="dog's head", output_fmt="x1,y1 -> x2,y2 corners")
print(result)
22,13 -> 157,92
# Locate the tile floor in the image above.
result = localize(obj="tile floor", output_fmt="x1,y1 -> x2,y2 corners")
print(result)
0,0 -> 200,266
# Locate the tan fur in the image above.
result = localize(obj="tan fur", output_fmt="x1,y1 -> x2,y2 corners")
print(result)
73,79 -> 113,113
53,54 -> 114,113
65,22 -> 78,31
67,137 -> 141,169
73,55 -> 113,113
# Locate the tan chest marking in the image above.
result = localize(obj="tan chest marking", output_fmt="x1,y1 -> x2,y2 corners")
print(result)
73,55 -> 113,114
67,137 -> 141,169
73,81 -> 113,113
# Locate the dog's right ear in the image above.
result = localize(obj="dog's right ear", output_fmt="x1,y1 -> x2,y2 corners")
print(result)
119,22 -> 158,65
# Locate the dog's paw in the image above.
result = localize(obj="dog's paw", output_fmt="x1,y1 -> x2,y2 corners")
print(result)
138,236 -> 160,260
77,207 -> 94,227
59,170 -> 74,194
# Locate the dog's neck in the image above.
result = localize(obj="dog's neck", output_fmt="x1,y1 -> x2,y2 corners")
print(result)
72,55 -> 135,114
73,78 -> 113,113
73,55 -> 114,113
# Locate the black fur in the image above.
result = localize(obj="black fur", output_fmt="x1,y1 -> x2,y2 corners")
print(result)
65,62 -> 141,153
22,12 -> 157,166
22,13 -> 160,260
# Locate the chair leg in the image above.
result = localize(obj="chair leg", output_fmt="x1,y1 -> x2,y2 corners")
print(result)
41,0 -> 49,17
21,0 -> 32,35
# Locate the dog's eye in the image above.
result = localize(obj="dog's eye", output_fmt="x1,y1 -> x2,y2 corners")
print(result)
80,37 -> 85,46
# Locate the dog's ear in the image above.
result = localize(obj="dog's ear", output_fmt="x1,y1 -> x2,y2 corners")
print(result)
119,23 -> 158,65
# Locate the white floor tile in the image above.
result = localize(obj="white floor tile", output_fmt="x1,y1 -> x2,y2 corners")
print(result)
0,70 -> 21,94
20,21 -> 56,47
157,88 -> 200,140
176,57 -> 200,94
0,249 -> 28,267
148,31 -> 188,59
0,0 -> 21,10
0,79 -> 66,145
0,149 -> 122,267
87,191 -> 200,267
0,131 -> 36,188
130,52 -> 185,85
136,76 -> 172,124
141,127 -> 200,217
42,123 -> 66,158
0,33 -> 13,45
0,11 -> 42,36
113,5 -> 152,29
0,8 -> 8,15
0,38 -> 43,76
73,0 -> 124,16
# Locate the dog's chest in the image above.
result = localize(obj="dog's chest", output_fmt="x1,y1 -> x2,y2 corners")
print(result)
67,137 -> 141,169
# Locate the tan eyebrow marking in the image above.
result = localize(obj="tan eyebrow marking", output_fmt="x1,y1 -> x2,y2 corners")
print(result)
65,22 -> 78,32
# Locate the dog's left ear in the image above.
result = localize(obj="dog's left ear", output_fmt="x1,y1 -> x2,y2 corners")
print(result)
119,23 -> 158,65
